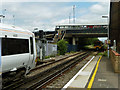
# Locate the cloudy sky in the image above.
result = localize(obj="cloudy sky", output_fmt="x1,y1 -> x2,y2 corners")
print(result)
0,0 -> 110,32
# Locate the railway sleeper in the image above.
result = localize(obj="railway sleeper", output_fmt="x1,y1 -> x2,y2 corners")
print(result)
2,68 -> 26,86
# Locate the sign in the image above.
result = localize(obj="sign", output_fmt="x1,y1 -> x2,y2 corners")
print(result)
107,40 -> 111,45
102,16 -> 108,18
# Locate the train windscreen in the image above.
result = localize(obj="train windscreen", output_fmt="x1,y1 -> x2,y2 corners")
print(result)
2,38 -> 29,56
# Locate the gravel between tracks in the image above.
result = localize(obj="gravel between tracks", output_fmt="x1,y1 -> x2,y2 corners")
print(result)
45,55 -> 93,88
26,52 -> 82,78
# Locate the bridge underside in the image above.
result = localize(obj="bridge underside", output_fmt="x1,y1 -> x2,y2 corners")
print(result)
65,33 -> 108,38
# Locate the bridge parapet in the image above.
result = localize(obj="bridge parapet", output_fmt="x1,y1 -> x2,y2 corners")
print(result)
55,24 -> 108,30
65,27 -> 108,34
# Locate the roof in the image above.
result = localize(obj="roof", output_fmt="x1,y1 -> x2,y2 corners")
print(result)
0,23 -> 32,34
56,24 -> 108,26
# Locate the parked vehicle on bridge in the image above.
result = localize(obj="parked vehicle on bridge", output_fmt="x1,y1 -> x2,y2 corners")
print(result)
0,23 -> 37,82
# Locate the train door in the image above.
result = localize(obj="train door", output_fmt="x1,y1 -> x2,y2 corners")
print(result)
0,38 -> 1,89
0,38 -> 1,73
27,37 -> 34,72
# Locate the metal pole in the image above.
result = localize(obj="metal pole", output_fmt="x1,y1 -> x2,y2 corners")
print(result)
69,13 -> 71,24
102,15 -> 109,58
107,17 -> 110,58
0,15 -> 5,23
46,41 -> 48,56
13,15 -> 15,25
40,46 -> 42,60
0,39 -> 1,68
73,5 -> 75,24
2,9 -> 6,23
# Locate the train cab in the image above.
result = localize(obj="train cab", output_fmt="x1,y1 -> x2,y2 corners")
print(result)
0,23 -> 37,77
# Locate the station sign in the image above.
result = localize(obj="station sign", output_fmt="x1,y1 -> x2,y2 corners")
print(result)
105,40 -> 111,45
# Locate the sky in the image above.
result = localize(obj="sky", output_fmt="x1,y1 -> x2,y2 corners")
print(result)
0,0 -> 110,41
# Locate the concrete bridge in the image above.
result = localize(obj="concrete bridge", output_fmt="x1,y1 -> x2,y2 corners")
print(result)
34,24 -> 108,45
54,24 -> 108,44
65,27 -> 107,37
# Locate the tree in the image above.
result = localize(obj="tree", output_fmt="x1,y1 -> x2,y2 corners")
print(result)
57,40 -> 68,55
85,38 -> 99,45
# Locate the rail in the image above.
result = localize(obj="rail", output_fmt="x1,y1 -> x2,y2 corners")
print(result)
2,52 -> 88,90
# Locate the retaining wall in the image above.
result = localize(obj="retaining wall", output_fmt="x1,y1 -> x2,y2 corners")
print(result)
110,50 -> 120,73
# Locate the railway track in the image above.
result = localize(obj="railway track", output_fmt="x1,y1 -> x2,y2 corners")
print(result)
31,52 -> 81,72
3,52 -> 89,90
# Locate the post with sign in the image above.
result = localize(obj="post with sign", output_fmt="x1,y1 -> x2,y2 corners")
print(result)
107,39 -> 110,58
102,15 -> 109,58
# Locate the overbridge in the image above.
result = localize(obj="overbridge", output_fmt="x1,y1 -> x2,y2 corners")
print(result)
54,24 -> 108,43
34,24 -> 108,45
64,28 -> 107,37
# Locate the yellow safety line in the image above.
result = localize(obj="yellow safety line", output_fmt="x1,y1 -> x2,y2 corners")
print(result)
87,56 -> 102,89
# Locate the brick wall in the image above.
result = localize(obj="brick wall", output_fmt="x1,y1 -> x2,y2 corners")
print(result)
110,50 -> 120,73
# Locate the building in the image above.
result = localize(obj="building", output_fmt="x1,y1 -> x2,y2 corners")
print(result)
109,1 -> 120,73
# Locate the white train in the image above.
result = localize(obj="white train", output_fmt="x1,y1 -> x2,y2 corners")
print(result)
0,23 -> 37,79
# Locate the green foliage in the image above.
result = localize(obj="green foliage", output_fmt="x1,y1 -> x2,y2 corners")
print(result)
86,38 -> 99,45
45,56 -> 51,59
70,51 -> 75,53
57,51 -> 60,56
37,58 -> 40,61
84,45 -> 94,49
57,40 -> 68,55
44,55 -> 56,59
97,51 -> 107,56
103,51 -> 107,56
66,51 -> 76,54
79,38 -> 99,45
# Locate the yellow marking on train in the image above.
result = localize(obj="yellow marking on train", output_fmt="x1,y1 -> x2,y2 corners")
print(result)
87,56 -> 102,89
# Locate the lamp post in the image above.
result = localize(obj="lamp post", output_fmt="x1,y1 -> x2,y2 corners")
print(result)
73,5 -> 75,24
13,15 -> 15,25
0,15 -> 5,23
69,13 -> 71,24
102,15 -> 109,58
3,9 -> 6,23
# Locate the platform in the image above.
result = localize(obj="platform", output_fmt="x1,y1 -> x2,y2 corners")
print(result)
62,55 -> 120,89
92,56 -> 119,89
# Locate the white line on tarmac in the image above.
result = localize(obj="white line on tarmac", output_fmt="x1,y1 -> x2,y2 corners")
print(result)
61,56 -> 95,90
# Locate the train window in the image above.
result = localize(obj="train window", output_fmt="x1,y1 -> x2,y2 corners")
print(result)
2,38 -> 29,56
30,37 -> 33,54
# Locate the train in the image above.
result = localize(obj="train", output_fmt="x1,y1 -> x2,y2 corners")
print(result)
0,23 -> 37,82
94,41 -> 104,50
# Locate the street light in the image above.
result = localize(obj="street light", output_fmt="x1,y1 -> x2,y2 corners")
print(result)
102,15 -> 109,58
73,5 -> 75,24
0,15 -> 5,23
3,9 -> 7,23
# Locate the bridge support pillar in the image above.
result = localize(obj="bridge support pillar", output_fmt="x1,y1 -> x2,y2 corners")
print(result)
72,37 -> 76,45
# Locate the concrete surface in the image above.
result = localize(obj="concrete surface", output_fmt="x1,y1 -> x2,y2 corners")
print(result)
92,56 -> 120,89
67,55 -> 100,88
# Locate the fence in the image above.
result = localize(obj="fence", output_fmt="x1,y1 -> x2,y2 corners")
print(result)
45,43 -> 57,56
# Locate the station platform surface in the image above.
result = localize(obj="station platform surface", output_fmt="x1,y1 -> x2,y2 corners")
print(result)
91,56 -> 120,89
63,55 -> 120,89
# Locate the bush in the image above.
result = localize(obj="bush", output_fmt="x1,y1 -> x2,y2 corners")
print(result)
57,40 -> 68,55
70,51 -> 75,53
97,51 -> 107,56
45,56 -> 51,59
